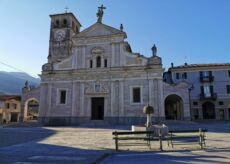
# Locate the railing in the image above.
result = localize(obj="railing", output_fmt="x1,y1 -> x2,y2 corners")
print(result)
200,92 -> 217,100
200,76 -> 214,82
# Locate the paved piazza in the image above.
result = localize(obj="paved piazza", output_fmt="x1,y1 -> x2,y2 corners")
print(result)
0,121 -> 229,163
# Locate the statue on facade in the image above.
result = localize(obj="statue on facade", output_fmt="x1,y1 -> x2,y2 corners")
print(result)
97,5 -> 106,23
152,44 -> 157,56
120,24 -> 123,31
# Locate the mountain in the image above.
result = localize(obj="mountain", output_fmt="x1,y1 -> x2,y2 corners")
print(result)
0,71 -> 40,95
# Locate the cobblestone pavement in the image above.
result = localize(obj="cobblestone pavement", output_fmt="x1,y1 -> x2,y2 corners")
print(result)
0,121 -> 229,163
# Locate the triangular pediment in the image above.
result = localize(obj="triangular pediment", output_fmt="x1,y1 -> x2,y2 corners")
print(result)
75,22 -> 126,38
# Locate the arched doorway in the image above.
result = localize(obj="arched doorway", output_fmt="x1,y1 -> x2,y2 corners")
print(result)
24,98 -> 39,121
202,102 -> 215,119
165,94 -> 184,120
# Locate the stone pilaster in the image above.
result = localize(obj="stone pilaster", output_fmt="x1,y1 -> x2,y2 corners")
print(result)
119,80 -> 124,116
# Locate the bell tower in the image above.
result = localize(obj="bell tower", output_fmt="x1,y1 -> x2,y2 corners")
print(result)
48,12 -> 81,63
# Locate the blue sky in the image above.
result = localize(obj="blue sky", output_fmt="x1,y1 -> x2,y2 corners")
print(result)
0,0 -> 230,77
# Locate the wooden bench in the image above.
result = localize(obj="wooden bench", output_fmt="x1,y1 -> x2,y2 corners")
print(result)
167,129 -> 207,149
112,131 -> 163,151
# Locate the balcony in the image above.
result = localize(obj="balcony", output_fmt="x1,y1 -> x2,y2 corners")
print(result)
200,76 -> 214,82
200,92 -> 217,100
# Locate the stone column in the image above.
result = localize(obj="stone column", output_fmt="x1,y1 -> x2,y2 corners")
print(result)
119,80 -> 124,117
82,46 -> 86,68
111,43 -> 115,67
110,81 -> 115,116
71,82 -> 78,124
158,79 -> 164,119
47,83 -> 52,117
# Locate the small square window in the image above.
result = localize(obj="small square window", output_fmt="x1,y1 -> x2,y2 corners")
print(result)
60,90 -> 66,104
133,87 -> 141,103
193,102 -> 198,106
219,101 -> 224,105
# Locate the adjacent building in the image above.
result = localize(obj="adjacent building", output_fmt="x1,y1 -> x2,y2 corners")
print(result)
165,63 -> 230,120
0,95 -> 21,123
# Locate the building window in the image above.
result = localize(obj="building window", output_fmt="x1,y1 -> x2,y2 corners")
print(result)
55,20 -> 59,26
204,85 -> 211,97
228,70 -> 230,77
104,59 -> 107,67
96,56 -> 101,67
227,85 -> 230,94
200,71 -> 212,78
203,71 -> 209,77
95,84 -> 100,92
201,85 -> 213,97
90,60 -> 93,68
6,103 -> 10,109
176,73 -> 180,79
63,19 -> 67,25
193,102 -> 198,106
228,108 -> 230,118
13,104 -> 17,109
132,87 -> 141,103
59,90 -> 67,104
219,101 -> 224,105
182,72 -> 187,79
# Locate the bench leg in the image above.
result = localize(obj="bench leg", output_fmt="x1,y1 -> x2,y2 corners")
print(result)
147,140 -> 151,149
115,138 -> 118,151
159,130 -> 163,151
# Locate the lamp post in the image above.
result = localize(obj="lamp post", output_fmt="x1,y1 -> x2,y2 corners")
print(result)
188,84 -> 194,121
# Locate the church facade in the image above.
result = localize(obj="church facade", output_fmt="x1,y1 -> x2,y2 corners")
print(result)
21,7 -> 190,125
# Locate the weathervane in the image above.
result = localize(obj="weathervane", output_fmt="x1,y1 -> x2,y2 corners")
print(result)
97,5 -> 106,23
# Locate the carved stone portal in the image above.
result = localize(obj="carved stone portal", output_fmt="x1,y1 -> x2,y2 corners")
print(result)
85,81 -> 109,94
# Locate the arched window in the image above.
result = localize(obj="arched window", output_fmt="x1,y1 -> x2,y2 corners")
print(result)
96,56 -> 101,68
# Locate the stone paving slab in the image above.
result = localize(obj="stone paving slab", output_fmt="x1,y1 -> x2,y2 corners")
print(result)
0,121 -> 229,163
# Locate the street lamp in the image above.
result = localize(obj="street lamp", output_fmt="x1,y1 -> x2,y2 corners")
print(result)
188,84 -> 194,121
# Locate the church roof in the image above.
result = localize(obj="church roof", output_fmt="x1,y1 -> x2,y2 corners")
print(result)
75,22 -> 127,38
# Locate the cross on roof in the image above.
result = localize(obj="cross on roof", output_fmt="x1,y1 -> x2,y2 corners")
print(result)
65,6 -> 69,13
98,4 -> 106,10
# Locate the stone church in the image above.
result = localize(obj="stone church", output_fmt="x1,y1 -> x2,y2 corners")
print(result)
20,6 -> 190,125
